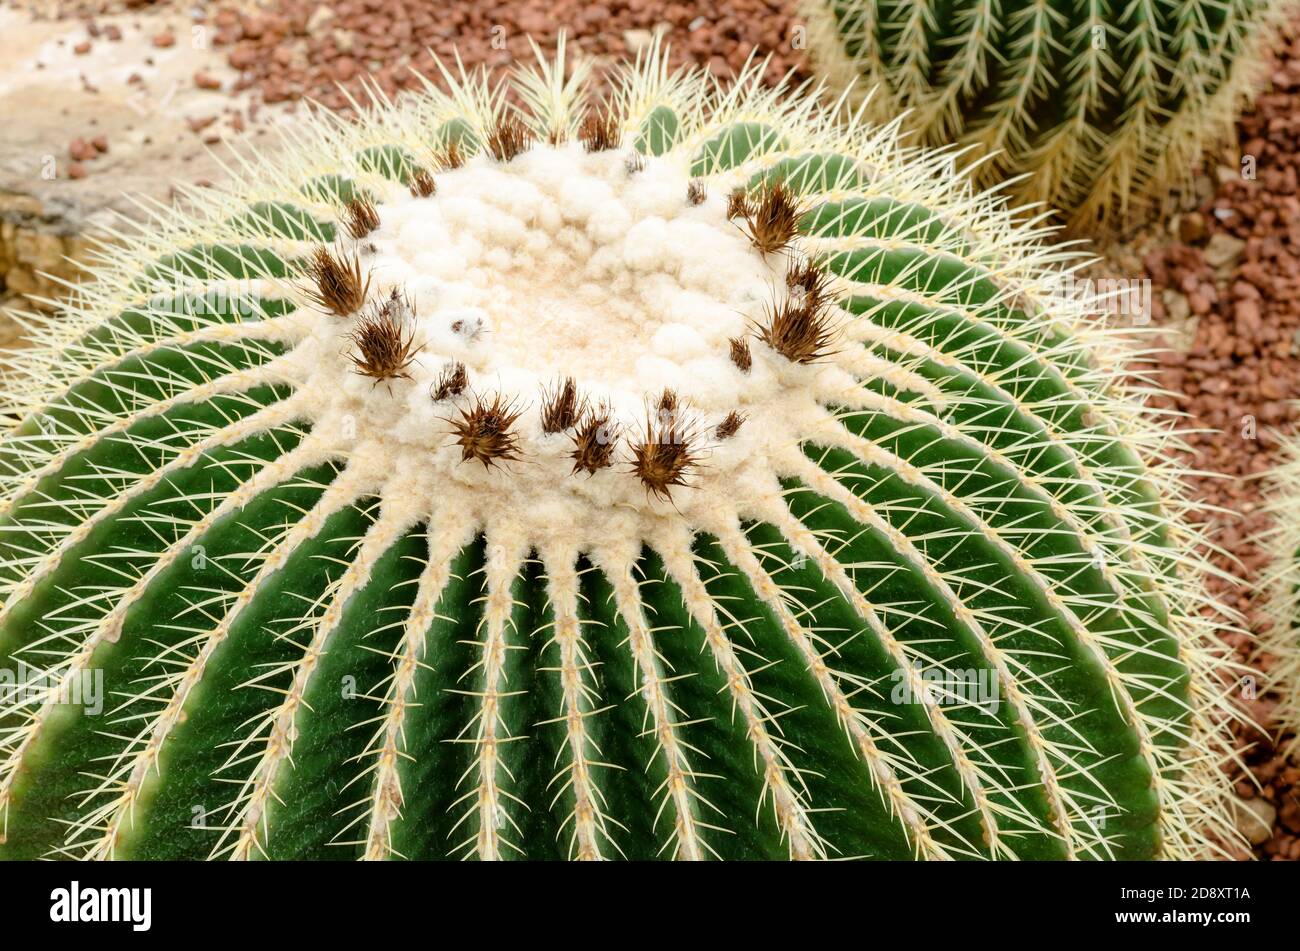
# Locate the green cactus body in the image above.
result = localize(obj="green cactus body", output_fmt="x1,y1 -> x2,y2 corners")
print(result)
0,42 -> 1240,860
801,0 -> 1289,230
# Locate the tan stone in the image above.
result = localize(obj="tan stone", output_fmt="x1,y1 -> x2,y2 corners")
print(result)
5,266 -> 44,298
1204,232 -> 1246,270
1231,796 -> 1276,846
0,221 -> 14,274
0,193 -> 45,219
13,230 -> 65,270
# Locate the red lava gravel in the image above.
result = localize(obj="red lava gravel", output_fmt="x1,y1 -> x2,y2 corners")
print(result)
1133,19 -> 1300,862
16,0 -> 1300,859
196,1 -> 808,111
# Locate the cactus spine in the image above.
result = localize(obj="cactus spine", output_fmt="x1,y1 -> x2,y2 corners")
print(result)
801,0 -> 1291,230
0,41 -> 1244,860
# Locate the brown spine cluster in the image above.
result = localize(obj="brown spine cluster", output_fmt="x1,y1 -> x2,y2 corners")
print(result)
306,246 -> 370,316
375,286 -> 414,320
409,168 -> 437,197
737,182 -> 803,255
450,393 -> 523,468
487,116 -> 532,162
687,179 -> 707,206
570,403 -> 618,476
729,336 -> 752,372
431,361 -> 468,401
715,410 -> 745,440
579,110 -> 620,152
344,196 -> 380,239
420,375 -> 740,499
758,261 -> 840,364
541,377 -> 584,433
785,256 -> 831,309
438,139 -> 465,170
346,293 -> 421,386
727,187 -> 751,221
630,407 -> 698,502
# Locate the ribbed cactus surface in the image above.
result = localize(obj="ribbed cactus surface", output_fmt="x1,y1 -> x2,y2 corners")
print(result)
802,0 -> 1288,229
0,43 -> 1241,860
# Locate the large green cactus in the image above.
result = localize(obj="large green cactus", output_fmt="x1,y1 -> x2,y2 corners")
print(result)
0,41 -> 1243,860
801,0 -> 1290,230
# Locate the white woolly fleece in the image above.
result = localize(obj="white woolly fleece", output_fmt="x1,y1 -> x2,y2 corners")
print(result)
276,142 -> 867,540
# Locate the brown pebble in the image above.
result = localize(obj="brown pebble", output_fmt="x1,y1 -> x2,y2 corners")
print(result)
68,138 -> 96,161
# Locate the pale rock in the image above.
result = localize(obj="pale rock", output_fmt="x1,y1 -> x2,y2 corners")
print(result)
307,5 -> 335,32
1203,232 -> 1246,270
622,29 -> 654,53
1162,288 -> 1191,323
1231,796 -> 1275,846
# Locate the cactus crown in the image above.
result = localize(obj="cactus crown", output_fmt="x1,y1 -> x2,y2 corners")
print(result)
0,39 -> 1245,860
802,0 -> 1290,230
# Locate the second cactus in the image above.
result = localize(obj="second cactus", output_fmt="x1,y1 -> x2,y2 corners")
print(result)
802,0 -> 1289,229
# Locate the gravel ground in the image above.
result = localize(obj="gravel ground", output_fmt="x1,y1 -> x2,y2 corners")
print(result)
1130,19 -> 1300,862
9,0 -> 1300,859
201,0 -> 808,110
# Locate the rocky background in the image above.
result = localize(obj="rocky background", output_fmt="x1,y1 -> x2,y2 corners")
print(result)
1,0 -> 1297,859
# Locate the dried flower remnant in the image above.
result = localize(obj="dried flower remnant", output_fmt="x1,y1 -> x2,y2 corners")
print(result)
759,296 -> 839,364
487,116 -> 532,162
715,411 -> 745,440
344,196 -> 381,239
739,182 -> 803,255
785,257 -> 832,310
430,361 -> 468,402
346,301 -> 421,386
449,393 -> 524,468
630,412 -> 698,501
727,187 -> 751,221
729,336 -> 752,372
570,404 -> 619,476
580,110 -> 621,152
541,377 -> 584,433
305,246 -> 370,316
654,388 -> 692,445
438,139 -> 465,170
409,168 -> 436,197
